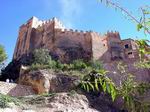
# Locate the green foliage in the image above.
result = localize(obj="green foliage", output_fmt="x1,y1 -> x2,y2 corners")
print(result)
118,74 -> 137,111
29,49 -> 56,71
136,7 -> 150,34
29,49 -> 103,72
55,60 -> 65,70
135,61 -> 150,69
134,39 -> 150,69
0,94 -> 21,108
97,1 -> 150,111
80,61 -> 150,111
137,24 -> 143,31
71,59 -> 87,70
88,60 -> 103,71
29,63 -> 50,71
0,45 -> 7,65
116,62 -> 150,112
32,48 -> 55,65
136,39 -> 150,60
98,0 -> 150,34
118,74 -> 150,112
80,70 -> 117,101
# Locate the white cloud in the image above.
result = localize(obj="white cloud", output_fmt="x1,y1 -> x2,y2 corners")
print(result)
41,0 -> 82,28
59,0 -> 82,28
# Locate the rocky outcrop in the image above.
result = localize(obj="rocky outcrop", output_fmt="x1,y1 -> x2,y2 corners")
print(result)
0,81 -> 35,97
0,92 -> 120,112
18,69 -> 79,94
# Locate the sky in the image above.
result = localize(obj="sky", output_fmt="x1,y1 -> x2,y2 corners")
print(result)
0,0 -> 149,63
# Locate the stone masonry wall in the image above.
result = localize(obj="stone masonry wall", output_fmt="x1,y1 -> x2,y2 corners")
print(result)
13,17 -> 94,62
13,17 -> 139,63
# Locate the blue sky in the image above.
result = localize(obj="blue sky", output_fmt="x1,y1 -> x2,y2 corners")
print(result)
0,0 -> 149,63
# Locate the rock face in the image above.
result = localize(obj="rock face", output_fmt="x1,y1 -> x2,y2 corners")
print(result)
18,69 -> 79,94
0,92 -> 119,112
103,62 -> 150,85
0,81 -> 35,97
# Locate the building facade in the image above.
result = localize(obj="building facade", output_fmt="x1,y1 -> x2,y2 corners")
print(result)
13,17 -> 139,63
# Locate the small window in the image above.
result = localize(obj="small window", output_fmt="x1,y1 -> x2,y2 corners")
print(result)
125,44 -> 129,48
128,52 -> 132,55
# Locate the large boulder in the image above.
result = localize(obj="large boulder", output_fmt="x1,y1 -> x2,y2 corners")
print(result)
18,69 -> 79,94
0,81 -> 35,97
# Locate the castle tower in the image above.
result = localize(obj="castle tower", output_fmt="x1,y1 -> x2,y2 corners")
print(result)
13,16 -> 43,59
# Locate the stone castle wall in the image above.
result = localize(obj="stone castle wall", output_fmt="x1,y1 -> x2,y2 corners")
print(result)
13,17 -> 96,62
13,17 -> 139,63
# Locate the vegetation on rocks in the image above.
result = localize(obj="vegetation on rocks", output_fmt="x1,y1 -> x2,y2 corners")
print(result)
28,48 -> 103,79
27,46 -> 150,112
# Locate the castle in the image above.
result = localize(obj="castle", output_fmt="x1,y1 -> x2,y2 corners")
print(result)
13,17 -> 139,63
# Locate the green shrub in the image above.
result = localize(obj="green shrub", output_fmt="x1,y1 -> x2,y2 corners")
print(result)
29,49 -> 57,70
29,63 -> 49,71
29,49 -> 103,72
32,48 -> 53,65
118,74 -> 150,112
89,60 -> 103,71
56,61 -> 64,70
80,69 -> 117,101
71,59 -> 87,70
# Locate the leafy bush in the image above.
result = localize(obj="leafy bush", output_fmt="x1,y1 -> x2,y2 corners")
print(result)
29,49 -> 103,72
80,69 -> 116,101
118,74 -> 150,112
29,49 -> 57,71
29,63 -> 49,71
88,60 -> 103,71
32,48 -> 54,65
55,61 -> 64,70
80,62 -> 150,112
134,39 -> 150,69
71,59 -> 87,70
135,61 -> 150,69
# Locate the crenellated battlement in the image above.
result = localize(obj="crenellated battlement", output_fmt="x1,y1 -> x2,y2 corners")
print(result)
55,27 -> 102,38
56,28 -> 100,37
20,17 -> 65,30
37,17 -> 65,29
105,30 -> 120,38
19,16 -> 102,38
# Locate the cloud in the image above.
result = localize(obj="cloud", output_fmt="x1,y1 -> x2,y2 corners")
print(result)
59,0 -> 82,28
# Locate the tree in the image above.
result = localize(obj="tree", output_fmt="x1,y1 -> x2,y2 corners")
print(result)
0,44 -> 7,69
